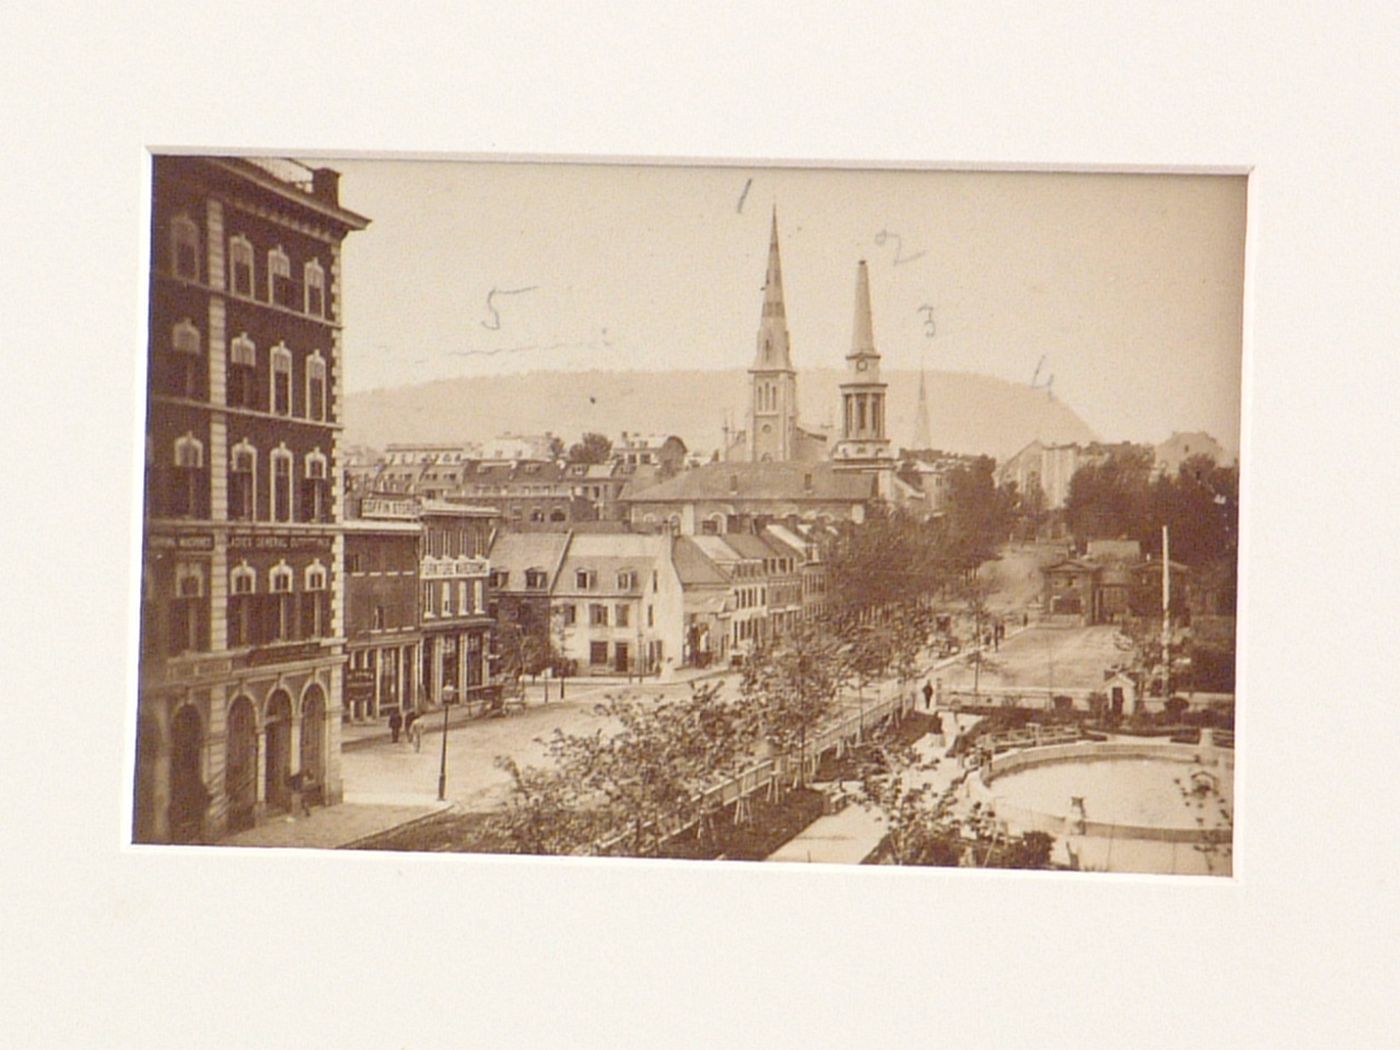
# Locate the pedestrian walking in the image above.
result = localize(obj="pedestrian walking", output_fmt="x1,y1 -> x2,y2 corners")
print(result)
922,679 -> 934,710
408,715 -> 424,752
388,709 -> 402,743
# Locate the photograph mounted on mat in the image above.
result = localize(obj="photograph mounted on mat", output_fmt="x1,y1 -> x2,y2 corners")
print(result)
132,155 -> 1243,876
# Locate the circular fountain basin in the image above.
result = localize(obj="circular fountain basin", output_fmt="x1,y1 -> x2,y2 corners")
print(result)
969,741 -> 1234,874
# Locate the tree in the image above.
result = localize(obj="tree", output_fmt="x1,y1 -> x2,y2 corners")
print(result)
739,620 -> 845,799
547,434 -> 566,460
492,682 -> 755,857
823,505 -> 951,621
942,456 -> 1014,571
567,432 -> 613,465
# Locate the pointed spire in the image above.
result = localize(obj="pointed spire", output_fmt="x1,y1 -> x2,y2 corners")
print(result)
912,367 -> 933,450
849,259 -> 875,358
752,206 -> 793,372
762,206 -> 785,321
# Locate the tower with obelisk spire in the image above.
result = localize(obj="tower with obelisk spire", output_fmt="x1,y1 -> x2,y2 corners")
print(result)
747,208 -> 799,463
831,260 -> 895,485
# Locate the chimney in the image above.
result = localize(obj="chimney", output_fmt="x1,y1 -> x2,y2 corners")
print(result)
311,168 -> 341,206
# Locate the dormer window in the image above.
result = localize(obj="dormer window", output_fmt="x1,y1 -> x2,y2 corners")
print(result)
171,214 -> 199,280
617,571 -> 635,591
576,569 -> 594,590
525,569 -> 546,589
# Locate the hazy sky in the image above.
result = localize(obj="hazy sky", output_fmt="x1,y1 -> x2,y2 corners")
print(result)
332,160 -> 1245,451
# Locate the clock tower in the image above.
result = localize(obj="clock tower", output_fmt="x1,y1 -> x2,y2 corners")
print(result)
832,260 -> 894,473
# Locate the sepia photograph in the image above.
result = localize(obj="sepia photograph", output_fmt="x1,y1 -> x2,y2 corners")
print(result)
134,157 -> 1243,875
13,5 -> 1400,1048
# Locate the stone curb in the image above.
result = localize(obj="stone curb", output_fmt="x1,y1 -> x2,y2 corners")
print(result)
337,800 -> 460,850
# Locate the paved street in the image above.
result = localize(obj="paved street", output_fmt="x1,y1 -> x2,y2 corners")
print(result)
978,541 -> 1068,615
936,623 -> 1123,692
341,672 -> 745,812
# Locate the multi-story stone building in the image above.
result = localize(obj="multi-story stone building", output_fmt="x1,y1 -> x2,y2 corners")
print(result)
134,156 -> 368,842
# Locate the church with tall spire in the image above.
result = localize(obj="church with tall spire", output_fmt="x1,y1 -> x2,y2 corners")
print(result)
831,259 -> 895,478
726,209 -> 828,464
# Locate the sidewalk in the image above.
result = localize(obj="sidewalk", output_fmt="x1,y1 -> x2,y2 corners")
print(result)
766,714 -> 981,865
221,796 -> 454,850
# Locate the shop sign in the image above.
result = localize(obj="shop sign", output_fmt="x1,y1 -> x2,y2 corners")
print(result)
422,556 -> 489,579
362,497 -> 418,520
243,641 -> 325,666
229,533 -> 333,553
155,655 -> 233,684
149,532 -> 214,552
345,668 -> 375,702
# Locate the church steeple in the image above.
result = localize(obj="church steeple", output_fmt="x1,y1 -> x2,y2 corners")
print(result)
832,259 -> 892,469
911,367 -> 933,450
748,208 -> 799,463
752,206 -> 793,372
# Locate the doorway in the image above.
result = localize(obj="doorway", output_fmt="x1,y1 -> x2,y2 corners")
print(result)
225,697 -> 258,831
264,691 -> 293,812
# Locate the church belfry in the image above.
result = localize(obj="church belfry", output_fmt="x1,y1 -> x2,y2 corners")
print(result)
748,208 -> 799,463
832,260 -> 893,470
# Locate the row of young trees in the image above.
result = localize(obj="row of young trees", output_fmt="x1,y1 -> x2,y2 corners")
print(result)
488,502 -> 1012,858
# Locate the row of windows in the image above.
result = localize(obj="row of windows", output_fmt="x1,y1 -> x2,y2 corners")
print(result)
140,562 -> 330,656
169,215 -> 330,318
160,320 -> 329,420
422,579 -> 486,619
571,569 -> 657,592
154,434 -> 330,523
735,586 -> 767,609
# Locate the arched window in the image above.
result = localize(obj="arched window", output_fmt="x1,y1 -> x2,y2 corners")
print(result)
228,562 -> 256,647
229,235 -> 254,296
302,560 -> 329,638
171,433 -> 205,518
304,260 -> 325,317
229,440 -> 256,521
267,561 -> 295,641
302,448 -> 329,522
164,319 -> 202,399
271,446 -> 293,523
306,351 -> 327,421
228,333 -> 257,408
171,562 -> 206,653
270,344 -> 293,416
268,246 -> 292,307
171,214 -> 199,280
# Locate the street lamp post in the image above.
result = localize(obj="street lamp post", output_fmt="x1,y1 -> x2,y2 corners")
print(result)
437,684 -> 455,801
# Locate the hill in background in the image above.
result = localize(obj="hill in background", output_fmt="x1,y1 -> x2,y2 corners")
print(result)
343,368 -> 1098,462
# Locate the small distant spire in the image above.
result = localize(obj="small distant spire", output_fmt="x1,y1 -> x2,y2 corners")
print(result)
911,367 -> 933,450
